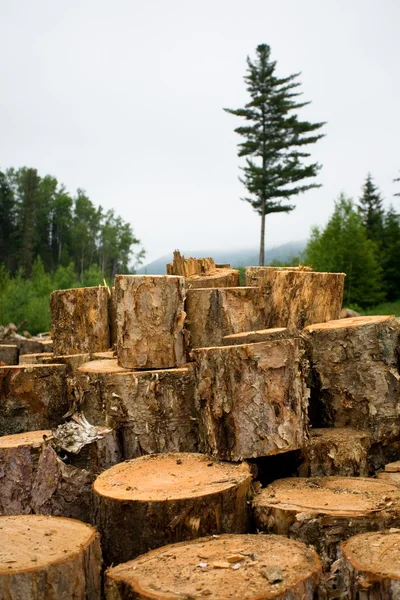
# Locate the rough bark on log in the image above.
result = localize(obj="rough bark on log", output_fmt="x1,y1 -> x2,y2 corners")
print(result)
0,344 -> 18,365
193,339 -> 309,461
0,337 -> 46,355
102,366 -> 200,458
186,287 -> 269,349
299,427 -> 371,477
114,274 -> 187,369
252,476 -> 400,573
222,327 -> 292,346
19,352 -> 54,364
72,359 -> 131,425
32,419 -> 121,523
105,534 -> 322,600
245,265 -> 312,287
255,270 -> 345,329
304,316 -> 400,442
0,515 -> 102,599
0,430 -> 50,515
0,364 -> 68,435
50,285 -> 110,355
94,453 -> 252,565
338,531 -> 400,599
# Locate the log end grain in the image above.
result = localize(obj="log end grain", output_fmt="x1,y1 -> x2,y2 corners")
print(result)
0,515 -> 102,599
222,327 -> 291,346
186,268 -> 240,289
340,531 -> 400,596
105,534 -> 321,600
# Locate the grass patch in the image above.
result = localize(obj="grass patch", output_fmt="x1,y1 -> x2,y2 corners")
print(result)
363,299 -> 400,317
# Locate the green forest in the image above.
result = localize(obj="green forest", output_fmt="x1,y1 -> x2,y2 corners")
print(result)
0,167 -> 145,333
304,174 -> 400,311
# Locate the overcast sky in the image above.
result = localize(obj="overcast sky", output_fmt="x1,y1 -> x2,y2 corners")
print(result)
1,0 -> 399,263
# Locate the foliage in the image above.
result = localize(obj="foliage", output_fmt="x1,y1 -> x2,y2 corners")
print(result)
305,194 -> 385,307
0,258 -> 108,334
0,167 -> 145,281
363,299 -> 400,317
358,173 -> 384,243
224,43 -> 325,265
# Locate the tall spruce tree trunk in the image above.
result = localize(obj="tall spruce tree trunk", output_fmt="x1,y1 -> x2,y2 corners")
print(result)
259,198 -> 265,266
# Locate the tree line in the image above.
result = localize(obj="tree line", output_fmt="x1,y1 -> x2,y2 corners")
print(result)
304,174 -> 400,308
0,167 -> 144,282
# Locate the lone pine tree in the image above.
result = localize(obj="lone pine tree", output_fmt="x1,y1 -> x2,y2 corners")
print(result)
225,44 -> 325,265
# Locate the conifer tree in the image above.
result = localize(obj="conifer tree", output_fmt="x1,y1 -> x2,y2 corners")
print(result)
224,44 -> 325,265
358,174 -> 384,243
381,206 -> 400,300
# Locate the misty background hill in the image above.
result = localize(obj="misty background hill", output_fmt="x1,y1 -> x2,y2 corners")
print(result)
137,241 -> 306,274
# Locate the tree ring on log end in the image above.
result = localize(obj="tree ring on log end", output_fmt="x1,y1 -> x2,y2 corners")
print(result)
105,533 -> 321,600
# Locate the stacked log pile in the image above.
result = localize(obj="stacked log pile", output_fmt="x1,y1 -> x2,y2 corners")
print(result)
0,251 -> 400,598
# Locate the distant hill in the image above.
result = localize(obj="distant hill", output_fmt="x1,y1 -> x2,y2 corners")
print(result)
137,241 -> 307,274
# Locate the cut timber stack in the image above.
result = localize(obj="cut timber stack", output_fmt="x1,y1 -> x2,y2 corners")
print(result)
245,265 -> 312,287
193,338 -> 309,460
299,427 -> 371,477
105,534 -> 322,600
50,285 -> 110,354
0,364 -> 68,435
252,476 -> 400,572
114,274 -> 186,369
339,531 -> 400,598
247,268 -> 345,330
186,287 -> 269,348
304,315 -> 400,443
93,453 -> 252,565
167,250 -> 240,289
0,515 -> 102,599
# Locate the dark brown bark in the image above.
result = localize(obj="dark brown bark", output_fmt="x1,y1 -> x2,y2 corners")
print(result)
0,344 -> 18,365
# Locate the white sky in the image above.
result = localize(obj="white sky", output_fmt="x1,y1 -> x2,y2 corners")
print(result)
1,0 -> 399,262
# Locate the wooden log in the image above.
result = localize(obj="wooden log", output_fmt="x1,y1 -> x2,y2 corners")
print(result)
339,531 -> 400,599
42,352 -> 92,371
304,316 -> 400,442
72,359 -> 131,425
186,268 -> 240,289
114,274 -> 187,369
377,460 -> 400,485
105,534 -> 322,600
299,427 -> 371,477
50,285 -> 110,355
0,337 -> 46,355
186,287 -> 269,348
32,418 -> 121,523
93,452 -> 252,565
0,515 -> 102,599
0,430 -> 50,515
19,352 -> 53,364
166,250 -> 216,277
0,344 -> 18,365
222,327 -> 292,346
193,338 -> 309,461
92,350 -> 114,360
255,270 -> 345,329
252,476 -> 400,572
245,265 -> 312,287
0,364 -> 68,435
102,366 -> 200,458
